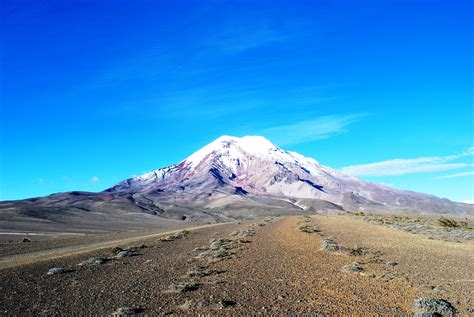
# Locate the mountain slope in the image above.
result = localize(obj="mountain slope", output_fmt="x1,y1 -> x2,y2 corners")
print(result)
0,136 -> 472,233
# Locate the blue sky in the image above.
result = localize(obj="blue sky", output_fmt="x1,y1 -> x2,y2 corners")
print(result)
1,0 -> 473,202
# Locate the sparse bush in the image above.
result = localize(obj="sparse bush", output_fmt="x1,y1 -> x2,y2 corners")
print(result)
116,250 -> 135,258
347,247 -> 364,256
47,267 -> 70,275
214,299 -> 236,309
342,262 -> 364,272
229,230 -> 254,237
413,298 -> 456,317
353,211 -> 365,216
320,239 -> 340,252
112,306 -> 142,316
79,256 -> 108,266
160,230 -> 189,241
298,224 -> 320,234
165,282 -> 199,293
111,247 -> 124,255
437,218 -> 458,228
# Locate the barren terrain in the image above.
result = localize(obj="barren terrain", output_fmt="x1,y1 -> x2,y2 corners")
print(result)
0,215 -> 472,316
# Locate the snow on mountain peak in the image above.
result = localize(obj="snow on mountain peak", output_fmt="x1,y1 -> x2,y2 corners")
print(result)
182,135 -> 320,173
183,135 -> 276,167
126,135 -> 323,185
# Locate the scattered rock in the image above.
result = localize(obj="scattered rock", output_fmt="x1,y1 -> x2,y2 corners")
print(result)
320,239 -> 340,252
342,262 -> 364,273
47,267 -> 70,275
386,260 -> 398,266
112,306 -> 141,316
22,237 -> 31,243
413,298 -> 456,317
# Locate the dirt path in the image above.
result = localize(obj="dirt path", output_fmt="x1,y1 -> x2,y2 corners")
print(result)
208,216 -> 428,315
0,215 -> 471,315
0,222 -> 231,270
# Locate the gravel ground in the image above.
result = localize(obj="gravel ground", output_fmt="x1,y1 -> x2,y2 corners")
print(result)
0,215 -> 472,315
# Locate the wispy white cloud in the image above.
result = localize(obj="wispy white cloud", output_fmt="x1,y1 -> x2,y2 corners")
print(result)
261,114 -> 366,146
91,176 -> 99,183
463,199 -> 474,204
436,171 -> 474,179
341,150 -> 473,177
206,23 -> 286,55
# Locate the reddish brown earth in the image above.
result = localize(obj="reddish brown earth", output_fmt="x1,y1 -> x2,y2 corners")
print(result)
0,215 -> 472,316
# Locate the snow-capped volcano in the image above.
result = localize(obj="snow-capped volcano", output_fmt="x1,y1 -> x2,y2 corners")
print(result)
108,135 -> 343,197
1,135 -> 472,231
106,135 -> 470,215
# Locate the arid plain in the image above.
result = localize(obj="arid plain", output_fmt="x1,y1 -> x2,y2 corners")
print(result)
1,213 -> 472,316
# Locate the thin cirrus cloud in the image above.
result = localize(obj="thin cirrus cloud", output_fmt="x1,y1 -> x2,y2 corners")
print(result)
91,176 -> 99,183
341,149 -> 473,177
435,171 -> 474,179
261,114 -> 366,146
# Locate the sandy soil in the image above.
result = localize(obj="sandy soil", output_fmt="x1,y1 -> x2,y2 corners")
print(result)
0,215 -> 472,316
